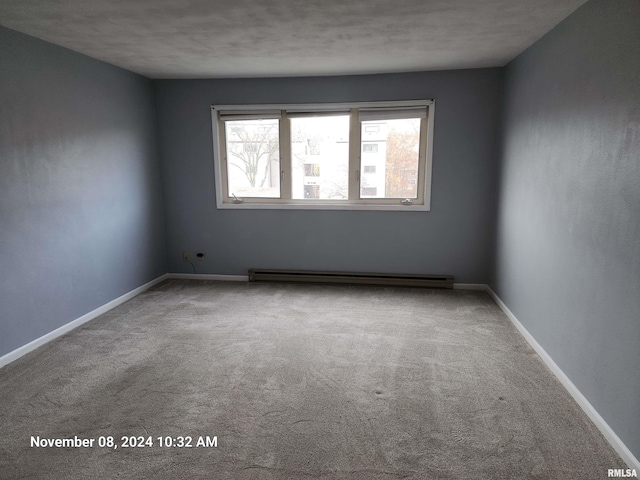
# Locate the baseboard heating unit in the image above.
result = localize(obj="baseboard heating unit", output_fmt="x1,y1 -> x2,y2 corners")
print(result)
248,269 -> 454,289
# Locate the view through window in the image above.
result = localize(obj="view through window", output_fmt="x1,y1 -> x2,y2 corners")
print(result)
213,101 -> 433,210
291,115 -> 349,200
225,119 -> 280,198
360,118 -> 420,200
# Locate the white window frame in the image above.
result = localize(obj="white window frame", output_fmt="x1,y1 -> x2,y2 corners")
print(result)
211,100 -> 435,211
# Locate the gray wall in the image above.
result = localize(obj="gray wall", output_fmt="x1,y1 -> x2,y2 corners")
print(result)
1,0 -> 638,462
0,26 -> 167,357
493,0 -> 640,458
154,70 -> 502,282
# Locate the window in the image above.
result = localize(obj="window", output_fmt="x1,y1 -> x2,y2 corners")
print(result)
363,143 -> 378,153
360,117 -> 421,199
308,143 -> 321,155
304,185 -> 320,199
212,100 -> 434,211
304,164 -> 321,176
291,115 -> 349,200
243,143 -> 259,154
223,118 -> 281,198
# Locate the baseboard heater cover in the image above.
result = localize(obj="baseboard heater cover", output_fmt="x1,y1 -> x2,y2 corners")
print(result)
248,269 -> 453,288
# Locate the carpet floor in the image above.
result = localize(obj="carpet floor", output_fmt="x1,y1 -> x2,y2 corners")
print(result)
0,280 -> 626,479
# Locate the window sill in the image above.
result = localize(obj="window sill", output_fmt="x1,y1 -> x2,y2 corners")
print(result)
216,201 -> 430,211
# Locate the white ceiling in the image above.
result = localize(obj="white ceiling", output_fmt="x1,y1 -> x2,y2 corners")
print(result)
0,0 -> 588,79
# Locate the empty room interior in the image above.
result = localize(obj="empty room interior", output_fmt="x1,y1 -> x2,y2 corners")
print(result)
1,0 -> 638,478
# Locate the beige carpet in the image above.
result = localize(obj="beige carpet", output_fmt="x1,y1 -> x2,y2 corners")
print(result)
0,280 -> 626,479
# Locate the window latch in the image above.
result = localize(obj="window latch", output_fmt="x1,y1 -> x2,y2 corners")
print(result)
400,198 -> 413,205
231,193 -> 244,204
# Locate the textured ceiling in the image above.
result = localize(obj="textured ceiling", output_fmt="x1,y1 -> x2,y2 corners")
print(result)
0,0 -> 588,79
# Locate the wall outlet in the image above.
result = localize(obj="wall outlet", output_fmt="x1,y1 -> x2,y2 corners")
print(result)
196,252 -> 205,262
182,251 -> 190,262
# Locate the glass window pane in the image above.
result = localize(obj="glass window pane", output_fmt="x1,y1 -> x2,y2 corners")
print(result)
291,116 -> 349,200
360,118 -> 420,199
225,119 -> 280,198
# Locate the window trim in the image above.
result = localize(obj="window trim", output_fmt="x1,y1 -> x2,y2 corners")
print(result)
211,100 -> 435,211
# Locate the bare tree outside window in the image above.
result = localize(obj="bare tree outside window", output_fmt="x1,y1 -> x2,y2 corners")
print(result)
226,119 -> 280,197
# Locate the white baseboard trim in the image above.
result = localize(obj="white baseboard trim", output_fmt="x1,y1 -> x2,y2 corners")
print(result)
167,273 -> 249,281
0,274 -> 169,370
453,283 -> 488,290
486,286 -> 640,471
